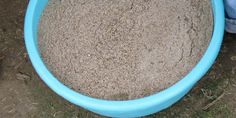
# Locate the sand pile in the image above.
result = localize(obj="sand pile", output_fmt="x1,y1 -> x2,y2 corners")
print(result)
38,0 -> 213,100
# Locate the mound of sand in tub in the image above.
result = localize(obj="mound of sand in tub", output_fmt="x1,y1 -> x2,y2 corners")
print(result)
38,0 -> 213,100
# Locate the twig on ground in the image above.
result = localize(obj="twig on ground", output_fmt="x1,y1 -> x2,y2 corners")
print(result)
16,72 -> 30,81
1,47 -> 7,52
14,61 -> 23,70
202,91 -> 225,110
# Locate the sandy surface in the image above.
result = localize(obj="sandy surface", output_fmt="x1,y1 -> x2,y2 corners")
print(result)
38,0 -> 213,100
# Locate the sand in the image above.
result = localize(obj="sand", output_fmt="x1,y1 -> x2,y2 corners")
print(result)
38,0 -> 213,100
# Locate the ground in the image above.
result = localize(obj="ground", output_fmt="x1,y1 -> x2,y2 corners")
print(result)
0,0 -> 235,118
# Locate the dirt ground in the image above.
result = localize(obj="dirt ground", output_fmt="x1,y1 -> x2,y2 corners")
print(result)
0,0 -> 235,118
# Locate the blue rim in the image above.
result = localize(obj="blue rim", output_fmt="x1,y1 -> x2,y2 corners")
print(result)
24,0 -> 224,117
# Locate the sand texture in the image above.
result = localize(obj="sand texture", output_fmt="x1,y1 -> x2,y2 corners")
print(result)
38,0 -> 213,100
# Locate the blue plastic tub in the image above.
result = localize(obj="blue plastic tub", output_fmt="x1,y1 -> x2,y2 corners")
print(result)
24,0 -> 224,117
